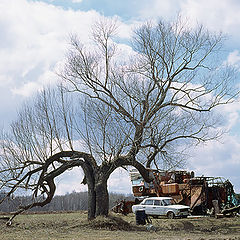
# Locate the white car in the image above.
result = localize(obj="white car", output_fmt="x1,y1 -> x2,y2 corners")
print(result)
132,197 -> 190,219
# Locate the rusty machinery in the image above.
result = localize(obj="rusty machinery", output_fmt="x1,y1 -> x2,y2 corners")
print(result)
129,168 -> 239,215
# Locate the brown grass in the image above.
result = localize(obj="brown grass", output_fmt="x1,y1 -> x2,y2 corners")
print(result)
0,211 -> 240,240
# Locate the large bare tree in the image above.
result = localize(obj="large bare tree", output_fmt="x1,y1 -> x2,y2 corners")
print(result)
0,17 -> 238,223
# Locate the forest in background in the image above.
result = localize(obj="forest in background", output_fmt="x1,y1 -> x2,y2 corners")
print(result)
0,191 -> 134,213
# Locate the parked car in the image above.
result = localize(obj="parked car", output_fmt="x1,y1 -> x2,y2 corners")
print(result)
132,197 -> 190,219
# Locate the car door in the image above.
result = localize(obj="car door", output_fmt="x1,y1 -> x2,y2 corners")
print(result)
153,200 -> 164,216
141,199 -> 154,215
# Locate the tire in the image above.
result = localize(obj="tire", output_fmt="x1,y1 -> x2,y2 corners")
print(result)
167,211 -> 175,219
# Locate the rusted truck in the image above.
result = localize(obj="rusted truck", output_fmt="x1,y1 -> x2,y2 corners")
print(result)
129,168 -> 239,215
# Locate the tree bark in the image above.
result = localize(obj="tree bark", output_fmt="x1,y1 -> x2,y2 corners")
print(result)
80,158 -> 97,220
95,179 -> 109,217
87,185 -> 96,220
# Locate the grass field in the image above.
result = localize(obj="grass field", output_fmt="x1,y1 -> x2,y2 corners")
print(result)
0,211 -> 240,240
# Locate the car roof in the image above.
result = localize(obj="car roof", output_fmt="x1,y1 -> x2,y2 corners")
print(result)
143,197 -> 172,200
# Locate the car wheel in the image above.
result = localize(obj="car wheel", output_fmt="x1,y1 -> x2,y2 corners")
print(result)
167,211 -> 175,219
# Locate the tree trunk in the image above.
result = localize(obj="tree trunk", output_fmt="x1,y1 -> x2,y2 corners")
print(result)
87,185 -> 96,220
95,179 -> 109,217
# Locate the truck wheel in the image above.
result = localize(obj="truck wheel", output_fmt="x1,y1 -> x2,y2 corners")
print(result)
167,211 -> 175,219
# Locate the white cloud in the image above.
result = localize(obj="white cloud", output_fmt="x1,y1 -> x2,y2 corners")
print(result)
108,168 -> 132,194
55,167 -> 87,195
189,134 -> 240,193
0,0 -> 101,98
180,0 -> 240,39
226,50 -> 240,68
138,0 -> 181,21
0,0 -> 106,124
139,0 -> 240,42
71,0 -> 83,3
0,0 -> 134,99
0,75 -> 12,87
11,68 -> 59,97
216,98 -> 240,132
11,81 -> 41,97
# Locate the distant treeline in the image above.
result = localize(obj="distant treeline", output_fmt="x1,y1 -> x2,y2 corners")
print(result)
0,191 -> 134,213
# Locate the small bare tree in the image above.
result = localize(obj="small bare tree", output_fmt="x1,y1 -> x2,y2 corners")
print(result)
0,17 -> 238,222
0,88 -> 97,220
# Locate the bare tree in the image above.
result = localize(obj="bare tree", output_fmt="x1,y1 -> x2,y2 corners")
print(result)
0,88 -> 97,220
0,17 -> 238,222
61,16 -> 238,213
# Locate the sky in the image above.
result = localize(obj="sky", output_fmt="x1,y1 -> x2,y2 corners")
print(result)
0,0 -> 240,195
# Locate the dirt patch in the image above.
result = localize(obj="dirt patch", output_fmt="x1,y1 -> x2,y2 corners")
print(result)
84,215 -> 136,231
152,216 -> 240,239
182,220 -> 195,230
156,220 -> 195,231
0,216 -> 10,224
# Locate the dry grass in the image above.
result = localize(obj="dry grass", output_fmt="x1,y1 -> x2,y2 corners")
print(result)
0,211 -> 240,240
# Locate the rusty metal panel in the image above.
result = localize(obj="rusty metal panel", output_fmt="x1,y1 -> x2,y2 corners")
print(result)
190,186 -> 204,208
161,183 -> 179,195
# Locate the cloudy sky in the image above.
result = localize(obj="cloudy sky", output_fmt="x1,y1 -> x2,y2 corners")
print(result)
1,0 -> 240,195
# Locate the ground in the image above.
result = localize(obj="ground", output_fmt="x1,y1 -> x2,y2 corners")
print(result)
0,211 -> 240,240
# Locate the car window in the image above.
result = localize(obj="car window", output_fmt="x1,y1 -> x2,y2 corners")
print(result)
154,200 -> 161,206
131,179 -> 142,185
143,200 -> 154,205
160,201 -> 165,206
162,199 -> 172,206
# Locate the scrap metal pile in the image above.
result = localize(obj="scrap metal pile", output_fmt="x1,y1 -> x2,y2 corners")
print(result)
129,169 -> 239,215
